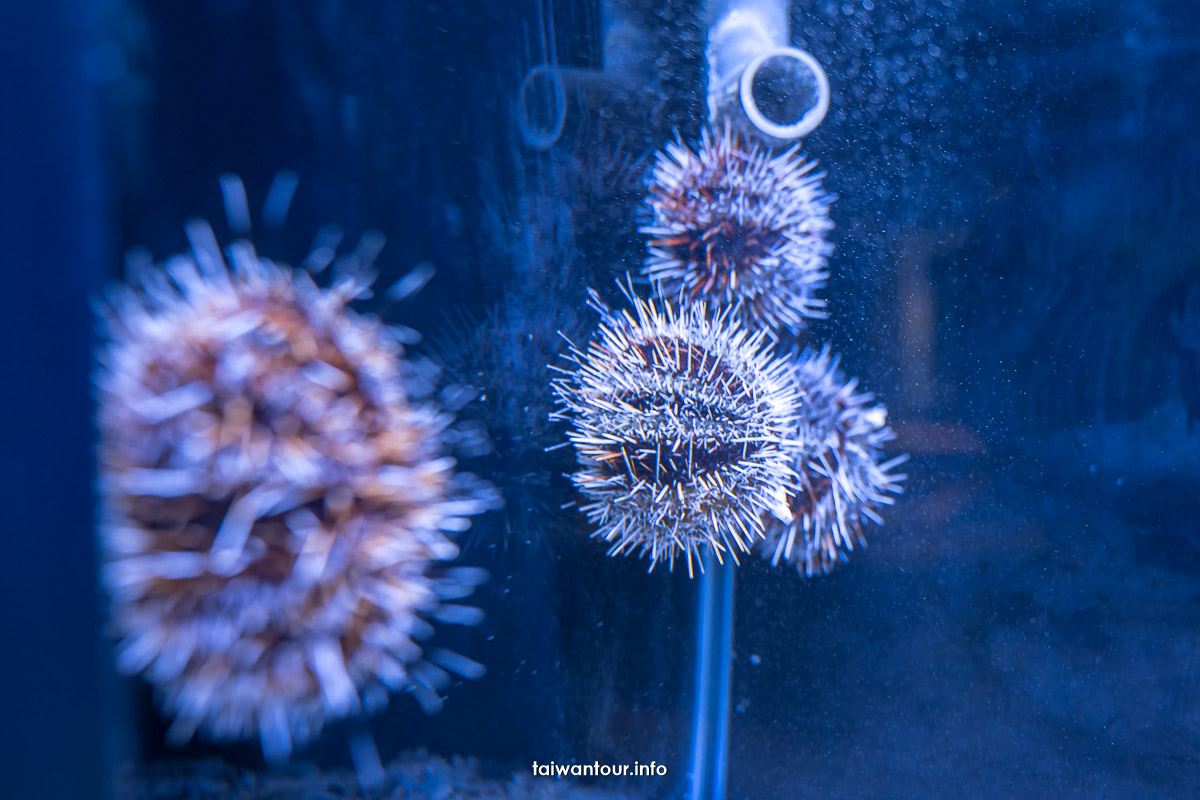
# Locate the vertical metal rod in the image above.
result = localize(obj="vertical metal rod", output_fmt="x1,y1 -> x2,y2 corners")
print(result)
687,551 -> 735,800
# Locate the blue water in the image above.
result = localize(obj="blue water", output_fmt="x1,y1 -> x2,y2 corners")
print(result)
5,1 -> 1200,798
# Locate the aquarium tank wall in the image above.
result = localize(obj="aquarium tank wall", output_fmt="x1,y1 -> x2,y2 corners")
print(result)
4,0 -> 1200,798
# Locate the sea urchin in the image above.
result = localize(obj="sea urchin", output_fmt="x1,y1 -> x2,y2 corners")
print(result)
96,212 -> 495,761
761,347 -> 907,577
551,287 -> 801,576
641,124 -> 834,336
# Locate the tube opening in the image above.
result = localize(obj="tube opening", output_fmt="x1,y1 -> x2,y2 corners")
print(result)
517,64 -> 567,149
740,47 -> 829,140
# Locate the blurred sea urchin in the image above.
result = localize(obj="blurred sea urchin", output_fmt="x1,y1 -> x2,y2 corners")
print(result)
95,176 -> 496,761
641,124 -> 833,336
761,347 -> 907,577
551,286 -> 801,577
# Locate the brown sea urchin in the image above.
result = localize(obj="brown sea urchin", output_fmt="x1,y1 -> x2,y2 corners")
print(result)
96,212 -> 495,760
641,124 -> 834,335
551,287 -> 801,576
761,347 -> 907,577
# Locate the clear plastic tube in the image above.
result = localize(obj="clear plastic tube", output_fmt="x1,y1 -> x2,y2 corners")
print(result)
706,0 -> 829,142
517,0 -> 653,149
687,552 -> 735,800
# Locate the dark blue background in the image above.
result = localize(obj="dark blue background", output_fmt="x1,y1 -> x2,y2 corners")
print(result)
1,3 -> 104,799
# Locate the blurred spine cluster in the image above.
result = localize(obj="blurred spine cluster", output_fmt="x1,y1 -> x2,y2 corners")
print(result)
95,175 -> 496,760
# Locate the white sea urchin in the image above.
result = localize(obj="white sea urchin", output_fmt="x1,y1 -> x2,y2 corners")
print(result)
96,199 -> 495,760
641,124 -> 834,335
761,347 -> 907,577
551,287 -> 801,576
